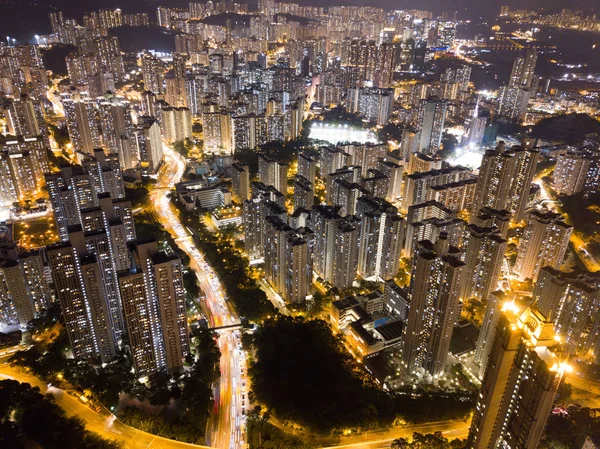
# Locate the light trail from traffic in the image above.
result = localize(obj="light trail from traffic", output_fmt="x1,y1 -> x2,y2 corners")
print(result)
148,143 -> 247,449
46,78 -> 65,118
0,363 -> 211,449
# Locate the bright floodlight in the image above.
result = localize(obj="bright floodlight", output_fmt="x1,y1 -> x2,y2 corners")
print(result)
448,146 -> 484,170
309,123 -> 379,145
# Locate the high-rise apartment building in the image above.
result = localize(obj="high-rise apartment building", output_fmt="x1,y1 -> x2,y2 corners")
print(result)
498,50 -> 538,121
553,151 -> 597,196
119,240 -> 190,380
346,39 -> 378,87
471,140 -> 539,223
347,87 -> 394,125
404,200 -> 459,256
93,36 -> 126,83
141,51 -> 166,94
46,235 -> 120,364
99,96 -> 135,169
3,94 -> 49,146
232,114 -> 268,150
201,104 -> 233,153
468,302 -> 566,449
45,159 -> 130,243
0,135 -> 48,205
474,290 -> 508,378
407,151 -> 442,175
258,0 -> 276,21
356,196 -> 405,281
243,182 -> 286,261
440,65 -> 471,102
461,224 -> 507,303
374,42 -> 397,88
312,205 -> 360,290
417,98 -> 447,155
509,50 -> 538,89
514,210 -> 572,282
0,234 -> 51,329
98,8 -> 123,29
293,175 -> 314,210
62,94 -> 102,154
403,166 -> 471,210
461,108 -> 488,150
320,146 -> 351,177
402,236 -> 465,377
297,152 -> 317,184
264,216 -> 312,303
134,117 -> 163,174
161,106 -> 193,142
258,154 -> 288,194
534,267 -> 600,357
230,162 -> 251,203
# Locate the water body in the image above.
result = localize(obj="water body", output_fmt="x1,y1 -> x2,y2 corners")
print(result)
460,22 -> 600,90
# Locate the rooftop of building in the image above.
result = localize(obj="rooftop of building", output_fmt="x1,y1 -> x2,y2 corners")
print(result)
374,320 -> 404,342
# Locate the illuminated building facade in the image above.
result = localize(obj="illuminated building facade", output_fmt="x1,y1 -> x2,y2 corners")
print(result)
468,303 -> 567,449
402,236 -> 465,377
514,210 -> 572,282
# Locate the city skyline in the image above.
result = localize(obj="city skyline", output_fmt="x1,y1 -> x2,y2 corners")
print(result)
0,1 -> 599,448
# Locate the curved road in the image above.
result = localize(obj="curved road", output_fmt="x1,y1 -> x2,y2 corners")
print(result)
148,144 -> 247,449
0,364 -> 211,449
1,143 -> 246,449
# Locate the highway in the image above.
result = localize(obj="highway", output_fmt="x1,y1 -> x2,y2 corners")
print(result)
0,363 -> 212,449
565,371 -> 600,408
148,143 -> 247,449
46,78 -> 65,119
323,419 -> 470,449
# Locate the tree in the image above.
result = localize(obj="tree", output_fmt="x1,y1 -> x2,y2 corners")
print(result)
0,380 -> 120,449
248,316 -> 395,433
48,123 -> 70,148
392,438 -> 410,449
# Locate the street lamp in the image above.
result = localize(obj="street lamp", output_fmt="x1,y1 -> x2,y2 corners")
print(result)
34,35 -> 39,45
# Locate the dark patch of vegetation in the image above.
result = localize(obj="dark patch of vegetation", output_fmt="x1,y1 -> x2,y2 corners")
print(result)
439,132 -> 460,160
542,405 -> 600,449
248,315 -> 395,434
378,122 -> 404,143
0,379 -> 120,449
234,135 -> 316,174
531,113 -> 600,144
391,391 -> 474,424
246,406 -> 325,449
124,186 -> 149,209
118,329 -> 220,444
109,25 -> 175,54
559,192 -> 600,237
46,148 -> 70,169
200,12 -> 249,26
48,123 -> 70,147
392,432 -> 467,449
173,138 -> 195,158
42,45 -> 77,76
247,316 -> 475,435
318,105 -> 367,128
